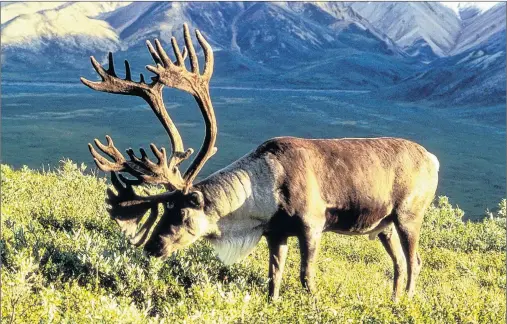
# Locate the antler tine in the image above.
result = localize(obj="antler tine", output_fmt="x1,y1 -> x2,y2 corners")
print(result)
89,136 -> 149,186
129,206 -> 159,247
125,60 -> 132,81
88,136 -> 126,172
96,135 -> 124,163
195,29 -> 214,80
121,143 -> 192,191
154,39 -> 173,67
107,52 -> 117,77
183,23 -> 199,73
171,37 -> 185,66
88,135 -> 180,189
146,40 -> 163,66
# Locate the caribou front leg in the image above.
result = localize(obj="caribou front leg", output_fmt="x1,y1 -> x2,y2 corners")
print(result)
298,229 -> 321,293
267,235 -> 289,300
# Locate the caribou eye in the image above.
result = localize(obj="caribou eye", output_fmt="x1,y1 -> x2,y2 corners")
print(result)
188,191 -> 204,208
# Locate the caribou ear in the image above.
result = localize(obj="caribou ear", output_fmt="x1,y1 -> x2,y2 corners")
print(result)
188,191 -> 204,209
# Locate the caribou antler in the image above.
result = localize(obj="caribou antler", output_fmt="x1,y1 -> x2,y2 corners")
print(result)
146,24 -> 218,192
83,25 -> 220,248
81,49 -> 193,190
88,135 -> 193,188
107,172 -> 174,246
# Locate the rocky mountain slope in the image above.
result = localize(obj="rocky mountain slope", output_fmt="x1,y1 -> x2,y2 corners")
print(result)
1,1 -> 505,105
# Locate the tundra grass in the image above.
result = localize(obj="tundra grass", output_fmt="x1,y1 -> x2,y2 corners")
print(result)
1,161 -> 505,323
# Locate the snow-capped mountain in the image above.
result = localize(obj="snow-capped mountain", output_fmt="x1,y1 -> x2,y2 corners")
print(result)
1,2 -> 407,73
1,2 -> 130,58
92,1 -> 413,90
105,2 -> 242,49
440,2 -> 498,16
455,3 -> 483,26
387,2 -> 506,105
101,2 -> 399,64
1,1 -> 505,105
1,2 -> 63,24
451,2 -> 506,55
349,2 -> 462,58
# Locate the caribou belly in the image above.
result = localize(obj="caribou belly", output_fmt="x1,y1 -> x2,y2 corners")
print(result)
325,202 -> 394,235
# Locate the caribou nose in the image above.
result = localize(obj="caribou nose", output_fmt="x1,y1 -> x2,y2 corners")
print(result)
143,240 -> 163,258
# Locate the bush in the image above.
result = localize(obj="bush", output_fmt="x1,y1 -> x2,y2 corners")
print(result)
1,161 -> 505,323
420,196 -> 506,253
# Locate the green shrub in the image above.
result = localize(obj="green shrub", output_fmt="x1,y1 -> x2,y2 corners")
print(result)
420,196 -> 506,253
1,161 -> 505,323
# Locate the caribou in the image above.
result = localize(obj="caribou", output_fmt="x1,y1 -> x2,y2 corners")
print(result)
82,24 -> 439,301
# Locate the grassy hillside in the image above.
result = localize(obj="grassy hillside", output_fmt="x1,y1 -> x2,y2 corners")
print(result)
1,161 -> 505,323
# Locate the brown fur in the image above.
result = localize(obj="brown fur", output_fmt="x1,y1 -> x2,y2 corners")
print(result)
246,136 -> 438,300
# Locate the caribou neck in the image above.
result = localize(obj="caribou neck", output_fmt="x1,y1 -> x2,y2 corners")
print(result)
191,156 -> 280,265
193,156 -> 280,235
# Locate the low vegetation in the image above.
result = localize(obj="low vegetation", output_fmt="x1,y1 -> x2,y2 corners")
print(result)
1,161 -> 505,323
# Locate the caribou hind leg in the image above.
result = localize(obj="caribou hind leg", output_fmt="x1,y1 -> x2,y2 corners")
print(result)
267,235 -> 289,300
394,211 -> 424,298
378,225 -> 407,301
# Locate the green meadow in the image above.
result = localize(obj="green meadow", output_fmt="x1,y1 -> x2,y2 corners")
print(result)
1,161 -> 505,323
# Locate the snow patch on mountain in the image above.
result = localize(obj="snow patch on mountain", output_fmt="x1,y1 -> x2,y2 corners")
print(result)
105,2 -> 243,50
350,2 -> 462,57
440,2 -> 499,15
2,14 -> 116,52
1,2 -> 130,51
451,2 -> 506,55
302,2 -> 401,54
1,2 -> 63,24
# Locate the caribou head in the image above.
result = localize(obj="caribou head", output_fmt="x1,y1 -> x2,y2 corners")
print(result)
82,24 -> 218,258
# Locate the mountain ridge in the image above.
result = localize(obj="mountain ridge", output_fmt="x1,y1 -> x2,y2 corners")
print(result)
1,1 -> 505,105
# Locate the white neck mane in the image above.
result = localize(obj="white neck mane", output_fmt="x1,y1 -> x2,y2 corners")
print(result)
197,154 -> 282,264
